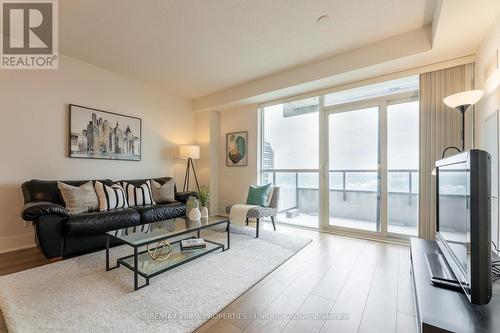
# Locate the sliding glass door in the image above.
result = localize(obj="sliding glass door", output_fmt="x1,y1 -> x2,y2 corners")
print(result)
323,96 -> 418,237
328,106 -> 381,232
260,75 -> 419,238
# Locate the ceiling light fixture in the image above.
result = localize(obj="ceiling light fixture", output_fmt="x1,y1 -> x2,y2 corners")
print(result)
316,15 -> 330,24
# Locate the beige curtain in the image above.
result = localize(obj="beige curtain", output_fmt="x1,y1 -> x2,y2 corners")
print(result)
419,64 -> 474,239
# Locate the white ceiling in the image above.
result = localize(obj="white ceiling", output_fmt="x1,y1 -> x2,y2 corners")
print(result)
193,0 -> 500,110
60,0 -> 436,98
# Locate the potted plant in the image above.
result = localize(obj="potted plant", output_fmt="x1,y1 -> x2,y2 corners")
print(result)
199,186 -> 210,218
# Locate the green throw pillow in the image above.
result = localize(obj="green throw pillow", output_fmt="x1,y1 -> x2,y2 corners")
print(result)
246,183 -> 273,207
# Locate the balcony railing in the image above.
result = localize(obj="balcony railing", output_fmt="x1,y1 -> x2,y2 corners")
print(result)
262,169 -> 419,228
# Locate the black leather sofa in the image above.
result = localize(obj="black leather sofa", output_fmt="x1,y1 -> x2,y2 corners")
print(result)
21,177 -> 194,259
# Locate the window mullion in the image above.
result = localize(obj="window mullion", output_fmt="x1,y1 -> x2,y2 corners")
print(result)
380,102 -> 388,235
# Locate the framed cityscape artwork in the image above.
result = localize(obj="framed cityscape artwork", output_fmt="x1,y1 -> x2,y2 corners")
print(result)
69,104 -> 142,161
226,131 -> 248,166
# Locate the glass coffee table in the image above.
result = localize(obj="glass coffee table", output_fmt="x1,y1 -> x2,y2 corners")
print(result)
105,216 -> 230,290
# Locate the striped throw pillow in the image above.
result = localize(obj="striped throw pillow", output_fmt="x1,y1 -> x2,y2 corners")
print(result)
122,180 -> 156,207
94,181 -> 128,211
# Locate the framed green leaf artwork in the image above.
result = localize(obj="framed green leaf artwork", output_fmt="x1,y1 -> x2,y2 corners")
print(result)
226,131 -> 248,166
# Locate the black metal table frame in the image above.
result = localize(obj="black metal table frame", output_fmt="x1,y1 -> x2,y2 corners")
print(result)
106,219 -> 230,290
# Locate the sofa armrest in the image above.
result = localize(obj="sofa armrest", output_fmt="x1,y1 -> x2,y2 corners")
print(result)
33,214 -> 66,259
22,201 -> 69,221
175,191 -> 198,204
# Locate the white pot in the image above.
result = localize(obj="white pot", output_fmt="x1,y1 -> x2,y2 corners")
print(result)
200,206 -> 209,218
188,207 -> 201,221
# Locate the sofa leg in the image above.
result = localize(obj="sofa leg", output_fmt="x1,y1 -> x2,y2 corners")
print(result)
256,218 -> 260,238
271,216 -> 276,231
246,217 -> 249,226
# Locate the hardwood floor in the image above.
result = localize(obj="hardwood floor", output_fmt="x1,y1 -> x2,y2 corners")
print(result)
0,246 -> 51,276
0,224 -> 416,333
195,224 -> 416,333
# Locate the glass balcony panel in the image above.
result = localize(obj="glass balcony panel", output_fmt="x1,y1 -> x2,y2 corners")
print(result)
387,101 -> 419,236
265,170 -> 418,234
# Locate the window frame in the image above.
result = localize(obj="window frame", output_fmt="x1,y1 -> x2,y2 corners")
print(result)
259,83 -> 420,239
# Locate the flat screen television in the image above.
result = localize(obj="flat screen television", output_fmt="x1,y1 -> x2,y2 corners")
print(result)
436,149 -> 491,305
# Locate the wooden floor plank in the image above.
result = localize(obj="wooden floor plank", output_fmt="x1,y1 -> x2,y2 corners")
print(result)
0,247 -> 50,276
202,319 -> 242,333
311,240 -> 365,302
282,294 -> 334,333
397,312 -> 417,333
319,241 -> 381,333
223,238 -> 344,331
358,244 -> 402,333
397,247 -> 415,317
242,262 -> 327,333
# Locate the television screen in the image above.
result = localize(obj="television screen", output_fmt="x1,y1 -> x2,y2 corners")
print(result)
436,150 -> 491,305
437,161 -> 470,274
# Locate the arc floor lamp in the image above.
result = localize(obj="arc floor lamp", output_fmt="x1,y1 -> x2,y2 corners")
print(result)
179,145 -> 200,192
442,89 -> 484,157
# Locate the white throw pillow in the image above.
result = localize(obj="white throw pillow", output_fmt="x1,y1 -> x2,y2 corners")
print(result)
122,180 -> 156,207
94,181 -> 128,211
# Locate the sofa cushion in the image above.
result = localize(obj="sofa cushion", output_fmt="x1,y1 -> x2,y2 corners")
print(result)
151,179 -> 175,203
22,179 -> 114,206
246,183 -> 273,207
133,202 -> 185,223
120,177 -> 177,193
58,181 -> 99,214
94,181 -> 128,211
65,208 -> 140,237
122,180 -> 156,207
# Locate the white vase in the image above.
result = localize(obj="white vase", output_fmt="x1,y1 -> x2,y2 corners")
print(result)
188,207 -> 201,221
200,206 -> 209,218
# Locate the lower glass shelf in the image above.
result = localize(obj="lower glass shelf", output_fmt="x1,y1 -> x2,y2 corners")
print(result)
118,240 -> 223,278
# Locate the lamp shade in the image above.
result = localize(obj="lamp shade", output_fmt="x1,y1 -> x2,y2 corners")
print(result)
179,145 -> 200,160
443,90 -> 484,109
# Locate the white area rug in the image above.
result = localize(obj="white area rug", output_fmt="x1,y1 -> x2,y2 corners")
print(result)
0,226 -> 310,333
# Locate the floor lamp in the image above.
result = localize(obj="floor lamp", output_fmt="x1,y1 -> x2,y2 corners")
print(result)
179,145 -> 200,192
442,89 -> 484,156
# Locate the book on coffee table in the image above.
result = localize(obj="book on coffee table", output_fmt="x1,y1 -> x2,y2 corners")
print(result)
180,238 -> 207,251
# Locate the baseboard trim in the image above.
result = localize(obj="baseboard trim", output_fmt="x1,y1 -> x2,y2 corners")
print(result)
222,213 -> 409,246
266,218 -> 409,246
318,227 -> 410,246
0,233 -> 36,254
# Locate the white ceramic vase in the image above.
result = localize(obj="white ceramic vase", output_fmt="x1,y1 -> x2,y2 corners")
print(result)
188,207 -> 201,221
200,206 -> 209,218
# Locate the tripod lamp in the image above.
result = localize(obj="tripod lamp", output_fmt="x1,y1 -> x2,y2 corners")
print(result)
179,145 -> 200,192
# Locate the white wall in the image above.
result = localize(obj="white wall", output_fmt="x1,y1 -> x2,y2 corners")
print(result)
0,55 -> 194,252
475,13 -> 500,245
195,110 -> 220,214
218,105 -> 259,214
475,14 -> 500,147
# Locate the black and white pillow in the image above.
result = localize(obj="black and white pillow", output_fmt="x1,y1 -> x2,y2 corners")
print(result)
94,181 -> 128,211
122,180 -> 156,207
